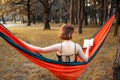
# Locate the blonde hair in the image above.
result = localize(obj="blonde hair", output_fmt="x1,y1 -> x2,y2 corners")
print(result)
59,24 -> 74,40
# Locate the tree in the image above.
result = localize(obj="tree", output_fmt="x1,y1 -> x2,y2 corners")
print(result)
78,0 -> 85,34
0,0 -> 16,24
70,0 -> 74,24
1,14 -> 6,24
19,0 -> 37,26
113,35 -> 120,80
0,2 -> 8,24
103,0 -> 108,23
38,0 -> 55,30
13,0 -> 38,26
109,0 -> 113,17
114,0 -> 120,36
100,0 -> 104,25
114,12 -> 120,36
93,0 -> 97,25
26,0 -> 31,26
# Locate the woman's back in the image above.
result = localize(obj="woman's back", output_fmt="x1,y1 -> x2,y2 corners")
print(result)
57,40 -> 77,62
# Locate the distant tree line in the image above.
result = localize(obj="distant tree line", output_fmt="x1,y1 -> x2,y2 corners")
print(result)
0,0 -> 119,34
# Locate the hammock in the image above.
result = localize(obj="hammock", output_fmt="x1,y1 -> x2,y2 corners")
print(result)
0,15 -> 114,80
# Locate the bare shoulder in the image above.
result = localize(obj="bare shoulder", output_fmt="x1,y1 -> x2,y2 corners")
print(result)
51,43 -> 61,48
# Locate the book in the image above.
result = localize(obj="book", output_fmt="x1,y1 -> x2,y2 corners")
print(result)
83,38 -> 94,48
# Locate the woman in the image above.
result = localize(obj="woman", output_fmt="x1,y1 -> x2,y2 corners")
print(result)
36,24 -> 90,62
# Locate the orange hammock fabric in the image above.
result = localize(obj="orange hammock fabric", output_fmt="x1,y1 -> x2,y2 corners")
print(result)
0,15 -> 114,80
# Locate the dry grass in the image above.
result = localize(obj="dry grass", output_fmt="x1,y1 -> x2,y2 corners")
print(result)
0,23 -> 119,80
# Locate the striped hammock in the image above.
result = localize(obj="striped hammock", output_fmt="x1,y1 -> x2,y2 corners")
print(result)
0,15 -> 114,80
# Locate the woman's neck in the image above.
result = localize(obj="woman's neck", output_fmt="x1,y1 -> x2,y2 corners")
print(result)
63,40 -> 72,43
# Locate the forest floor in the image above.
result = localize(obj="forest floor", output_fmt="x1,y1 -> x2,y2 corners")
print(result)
0,23 -> 120,80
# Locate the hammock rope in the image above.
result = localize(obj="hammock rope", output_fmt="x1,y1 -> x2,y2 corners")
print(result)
0,15 -> 115,80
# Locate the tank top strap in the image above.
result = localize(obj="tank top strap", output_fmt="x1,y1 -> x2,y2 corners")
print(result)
74,43 -> 77,62
74,43 -> 76,53
61,43 -> 62,55
56,43 -> 62,62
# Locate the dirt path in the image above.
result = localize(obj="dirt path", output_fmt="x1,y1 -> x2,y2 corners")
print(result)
2,23 -> 26,27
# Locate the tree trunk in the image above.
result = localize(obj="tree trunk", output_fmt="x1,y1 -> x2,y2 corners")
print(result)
70,0 -> 74,24
94,0 -> 97,25
114,13 -> 120,36
74,2 -> 78,25
109,0 -> 113,17
41,0 -> 52,30
113,35 -> 120,80
32,14 -> 36,24
20,15 -> 25,24
78,0 -> 84,34
44,12 -> 50,29
59,0 -> 64,23
27,13 -> 31,26
13,16 -> 16,23
78,0 -> 81,33
100,0 -> 104,25
2,14 -> 6,24
103,0 -> 107,22
114,0 -> 120,36
38,0 -> 55,29
84,12 -> 88,25
27,0 -> 31,26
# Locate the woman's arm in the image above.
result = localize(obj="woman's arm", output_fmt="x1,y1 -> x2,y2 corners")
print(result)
22,41 -> 61,53
77,44 -> 90,62
35,43 -> 60,53
84,45 -> 90,61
